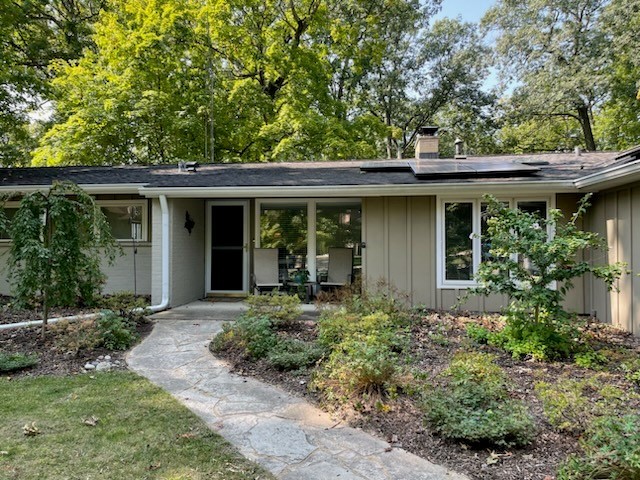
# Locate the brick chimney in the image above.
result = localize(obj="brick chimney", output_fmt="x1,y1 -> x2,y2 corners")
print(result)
414,126 -> 439,159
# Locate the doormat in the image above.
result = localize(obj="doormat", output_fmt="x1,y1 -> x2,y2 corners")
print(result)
204,296 -> 245,303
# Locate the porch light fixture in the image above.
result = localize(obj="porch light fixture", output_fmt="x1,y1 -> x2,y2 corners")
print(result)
184,211 -> 195,235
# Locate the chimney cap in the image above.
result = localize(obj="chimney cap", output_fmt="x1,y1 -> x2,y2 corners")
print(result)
417,126 -> 439,136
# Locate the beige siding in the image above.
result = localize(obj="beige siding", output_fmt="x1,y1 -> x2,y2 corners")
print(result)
587,186 -> 640,335
362,196 -> 436,306
169,199 -> 206,307
556,193 -> 587,314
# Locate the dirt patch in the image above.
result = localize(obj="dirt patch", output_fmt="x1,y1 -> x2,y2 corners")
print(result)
213,310 -> 640,480
0,296 -> 154,377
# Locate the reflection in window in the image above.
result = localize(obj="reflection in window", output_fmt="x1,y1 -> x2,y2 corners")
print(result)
0,208 -> 17,240
516,201 -> 547,273
260,204 -> 307,279
101,204 -> 144,240
444,202 -> 473,281
316,203 -> 362,280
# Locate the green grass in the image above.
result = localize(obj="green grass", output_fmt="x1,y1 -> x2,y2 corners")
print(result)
0,372 -> 274,480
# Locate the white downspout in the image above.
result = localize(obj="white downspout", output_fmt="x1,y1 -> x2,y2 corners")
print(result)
148,194 -> 170,312
0,195 -> 171,331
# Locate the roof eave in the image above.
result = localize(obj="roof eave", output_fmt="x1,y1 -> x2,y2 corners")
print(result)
575,159 -> 640,190
139,180 -> 577,198
0,183 -> 147,195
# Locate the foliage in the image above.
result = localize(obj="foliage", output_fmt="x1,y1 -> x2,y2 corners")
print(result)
313,333 -> 401,401
1,182 -> 120,336
470,194 -> 626,360
484,0 -> 609,151
422,352 -> 534,447
558,414 -> 640,480
51,319 -> 102,354
535,376 -> 634,434
465,323 -> 491,344
0,373 -> 274,479
267,339 -> 326,372
246,293 -> 302,328
96,311 -> 139,351
574,349 -> 609,370
100,292 -> 149,325
620,358 -> 640,387
0,352 -> 39,373
212,315 -> 278,360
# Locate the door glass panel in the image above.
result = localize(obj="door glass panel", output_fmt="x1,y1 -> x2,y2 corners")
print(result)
211,205 -> 244,291
260,204 -> 307,282
316,202 -> 361,281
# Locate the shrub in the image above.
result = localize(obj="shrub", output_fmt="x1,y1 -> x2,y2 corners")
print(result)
621,358 -> 640,387
246,293 -> 302,327
535,376 -> 635,434
0,352 -> 39,373
314,334 -> 401,400
558,414 -> 640,480
212,315 -> 277,360
101,291 -> 149,325
267,339 -> 326,371
318,310 -> 404,350
465,323 -> 490,344
574,349 -> 608,370
51,319 -> 102,354
97,311 -> 139,350
422,352 -> 534,448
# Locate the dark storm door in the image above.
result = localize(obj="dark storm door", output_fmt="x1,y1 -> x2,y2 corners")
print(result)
208,201 -> 248,292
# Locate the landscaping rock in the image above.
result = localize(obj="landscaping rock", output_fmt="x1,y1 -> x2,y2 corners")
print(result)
95,362 -> 112,372
84,363 -> 96,370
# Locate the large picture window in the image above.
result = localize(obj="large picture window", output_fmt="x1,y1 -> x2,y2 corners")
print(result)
0,205 -> 18,240
438,197 -> 549,288
98,201 -> 148,241
259,203 -> 308,280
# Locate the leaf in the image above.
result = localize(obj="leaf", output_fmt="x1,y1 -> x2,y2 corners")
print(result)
82,416 -> 100,427
23,422 -> 40,436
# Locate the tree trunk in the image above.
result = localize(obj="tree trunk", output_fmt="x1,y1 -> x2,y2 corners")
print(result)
577,105 -> 596,151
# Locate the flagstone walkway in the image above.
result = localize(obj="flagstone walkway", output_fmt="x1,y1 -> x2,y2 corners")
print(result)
127,301 -> 468,480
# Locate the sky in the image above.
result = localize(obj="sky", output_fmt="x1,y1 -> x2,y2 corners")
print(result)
434,0 -> 496,23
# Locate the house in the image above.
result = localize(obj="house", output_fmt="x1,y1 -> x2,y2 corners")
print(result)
1,129 -> 640,336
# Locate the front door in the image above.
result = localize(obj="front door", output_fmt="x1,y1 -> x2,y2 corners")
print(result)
207,201 -> 249,293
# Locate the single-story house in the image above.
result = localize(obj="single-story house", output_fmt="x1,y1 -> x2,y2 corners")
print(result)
2,129 -> 640,336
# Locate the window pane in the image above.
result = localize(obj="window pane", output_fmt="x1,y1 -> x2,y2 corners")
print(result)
316,203 -> 361,281
444,202 -> 473,281
480,201 -> 509,262
102,205 -> 144,240
260,204 -> 307,280
0,208 -> 17,240
517,201 -> 546,219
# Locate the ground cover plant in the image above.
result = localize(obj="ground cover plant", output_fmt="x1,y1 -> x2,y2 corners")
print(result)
212,292 -> 640,480
0,292 -> 152,377
0,372 -> 273,480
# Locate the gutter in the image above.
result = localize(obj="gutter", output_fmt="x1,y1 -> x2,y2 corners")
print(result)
575,158 -> 640,190
139,180 -> 577,198
0,194 -> 171,331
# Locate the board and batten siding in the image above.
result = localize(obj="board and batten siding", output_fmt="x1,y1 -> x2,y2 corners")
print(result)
586,186 -> 640,335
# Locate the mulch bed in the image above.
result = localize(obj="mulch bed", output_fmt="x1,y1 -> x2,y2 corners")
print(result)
214,310 -> 640,480
0,296 -> 154,377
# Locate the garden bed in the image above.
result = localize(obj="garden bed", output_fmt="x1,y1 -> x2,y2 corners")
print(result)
212,303 -> 640,480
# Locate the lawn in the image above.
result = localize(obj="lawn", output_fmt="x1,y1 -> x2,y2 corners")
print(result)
0,371 -> 274,480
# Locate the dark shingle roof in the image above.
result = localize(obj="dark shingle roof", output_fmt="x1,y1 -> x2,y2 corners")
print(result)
0,150 -> 628,190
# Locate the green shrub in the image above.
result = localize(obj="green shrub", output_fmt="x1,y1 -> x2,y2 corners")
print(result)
465,323 -> 490,344
212,315 -> 278,360
267,339 -> 326,371
97,311 -> 139,350
313,334 -> 401,401
246,293 -> 302,327
621,358 -> 640,387
318,310 -> 404,350
101,291 -> 149,324
422,352 -> 534,448
489,312 -> 576,361
51,319 -> 102,354
535,377 -> 635,434
0,352 -> 38,373
574,349 -> 608,370
558,414 -> 640,480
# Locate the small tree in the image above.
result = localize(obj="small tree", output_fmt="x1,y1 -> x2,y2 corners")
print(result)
0,182 -> 119,337
471,194 -> 626,359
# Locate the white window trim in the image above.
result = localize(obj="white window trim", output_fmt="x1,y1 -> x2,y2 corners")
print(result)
255,198 -> 362,283
97,200 -> 149,242
436,196 -> 553,289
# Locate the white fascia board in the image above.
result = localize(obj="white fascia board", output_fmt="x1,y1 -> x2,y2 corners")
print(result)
0,183 -> 147,195
575,159 -> 640,190
139,180 -> 576,198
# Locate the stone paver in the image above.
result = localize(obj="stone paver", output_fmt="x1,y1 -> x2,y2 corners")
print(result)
127,301 -> 468,480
